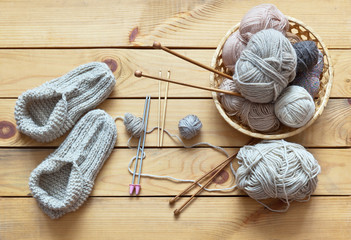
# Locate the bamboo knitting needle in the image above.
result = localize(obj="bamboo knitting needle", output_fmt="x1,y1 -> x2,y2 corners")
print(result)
171,138 -> 259,215
134,71 -> 242,97
153,42 -> 233,80
173,154 -> 236,215
160,71 -> 170,147
169,154 -> 236,205
157,71 -> 162,147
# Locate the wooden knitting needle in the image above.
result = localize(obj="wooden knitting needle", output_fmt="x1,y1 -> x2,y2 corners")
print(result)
153,42 -> 233,80
134,71 -> 242,97
157,70 -> 162,147
169,154 -> 236,205
160,71 -> 170,147
173,154 -> 236,215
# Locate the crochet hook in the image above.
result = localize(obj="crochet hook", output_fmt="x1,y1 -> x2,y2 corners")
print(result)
134,71 -> 242,97
129,96 -> 151,195
152,42 -> 233,80
135,95 -> 151,195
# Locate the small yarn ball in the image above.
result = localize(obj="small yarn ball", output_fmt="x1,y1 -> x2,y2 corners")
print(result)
291,50 -> 324,97
218,79 -> 280,132
123,113 -> 144,138
178,115 -> 202,139
274,85 -> 315,128
293,41 -> 319,74
236,140 -> 321,203
218,78 -> 245,116
234,29 -> 297,103
222,4 -> 289,72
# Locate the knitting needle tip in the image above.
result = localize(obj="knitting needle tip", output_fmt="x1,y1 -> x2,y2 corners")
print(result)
134,70 -> 143,78
135,185 -> 141,195
153,41 -> 161,49
129,184 -> 135,195
169,198 -> 176,205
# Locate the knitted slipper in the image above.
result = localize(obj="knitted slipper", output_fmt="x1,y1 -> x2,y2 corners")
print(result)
15,62 -> 116,142
29,109 -> 117,219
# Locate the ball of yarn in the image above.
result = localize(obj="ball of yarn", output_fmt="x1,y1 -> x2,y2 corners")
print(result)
218,78 -> 245,116
222,32 -> 247,72
222,4 -> 289,72
218,79 -> 280,132
239,101 -> 280,132
293,41 -> 319,74
234,29 -> 297,103
178,115 -> 202,139
291,50 -> 324,97
236,140 -> 321,204
123,113 -> 144,138
239,4 -> 289,42
274,85 -> 315,128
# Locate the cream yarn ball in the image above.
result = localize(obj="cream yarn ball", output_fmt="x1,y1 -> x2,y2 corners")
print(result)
274,85 -> 315,128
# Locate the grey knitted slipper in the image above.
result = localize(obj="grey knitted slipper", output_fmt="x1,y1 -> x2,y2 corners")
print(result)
29,109 -> 117,219
15,62 -> 116,142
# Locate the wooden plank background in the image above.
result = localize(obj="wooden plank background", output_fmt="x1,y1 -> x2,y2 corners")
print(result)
0,0 -> 350,239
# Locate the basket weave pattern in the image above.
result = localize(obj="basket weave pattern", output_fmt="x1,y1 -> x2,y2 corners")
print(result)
210,16 -> 333,139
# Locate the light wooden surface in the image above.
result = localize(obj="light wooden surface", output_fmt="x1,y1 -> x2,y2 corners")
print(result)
0,1 -> 350,239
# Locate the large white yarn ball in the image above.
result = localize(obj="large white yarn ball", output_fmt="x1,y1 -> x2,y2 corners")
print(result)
236,140 -> 321,202
274,85 -> 315,128
234,29 -> 297,103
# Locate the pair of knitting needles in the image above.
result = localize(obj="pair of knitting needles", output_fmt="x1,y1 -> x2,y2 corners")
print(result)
157,71 -> 170,147
170,152 -> 238,215
129,95 -> 151,195
170,138 -> 258,215
134,42 -> 242,97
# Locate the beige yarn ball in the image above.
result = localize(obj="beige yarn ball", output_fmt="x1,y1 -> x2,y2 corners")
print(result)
218,78 -> 280,132
236,140 -> 321,210
234,29 -> 297,103
274,85 -> 315,128
239,101 -> 280,132
218,78 -> 245,116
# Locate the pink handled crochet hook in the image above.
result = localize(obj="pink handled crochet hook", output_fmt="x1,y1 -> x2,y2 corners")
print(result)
129,96 -> 151,195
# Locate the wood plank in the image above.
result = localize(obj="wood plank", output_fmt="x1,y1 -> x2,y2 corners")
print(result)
0,0 -> 350,48
0,49 -> 348,98
0,148 -> 350,197
0,197 -> 350,240
1,99 -> 350,147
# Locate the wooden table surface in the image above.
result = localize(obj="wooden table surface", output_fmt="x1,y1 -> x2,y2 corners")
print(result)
1,0 -> 351,239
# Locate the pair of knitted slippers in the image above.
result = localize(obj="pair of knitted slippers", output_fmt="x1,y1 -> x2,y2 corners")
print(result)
14,62 -> 117,219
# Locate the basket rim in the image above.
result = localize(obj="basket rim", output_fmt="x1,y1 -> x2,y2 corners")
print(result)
209,16 -> 334,140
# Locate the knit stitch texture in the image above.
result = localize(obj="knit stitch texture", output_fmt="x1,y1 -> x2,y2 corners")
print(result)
15,62 -> 116,142
29,109 -> 117,219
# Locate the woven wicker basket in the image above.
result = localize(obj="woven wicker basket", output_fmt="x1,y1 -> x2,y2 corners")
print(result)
209,16 -> 333,139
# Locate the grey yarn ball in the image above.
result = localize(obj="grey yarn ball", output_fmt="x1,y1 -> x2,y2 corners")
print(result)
123,113 -> 144,137
178,115 -> 202,139
234,29 -> 297,103
293,41 -> 319,74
